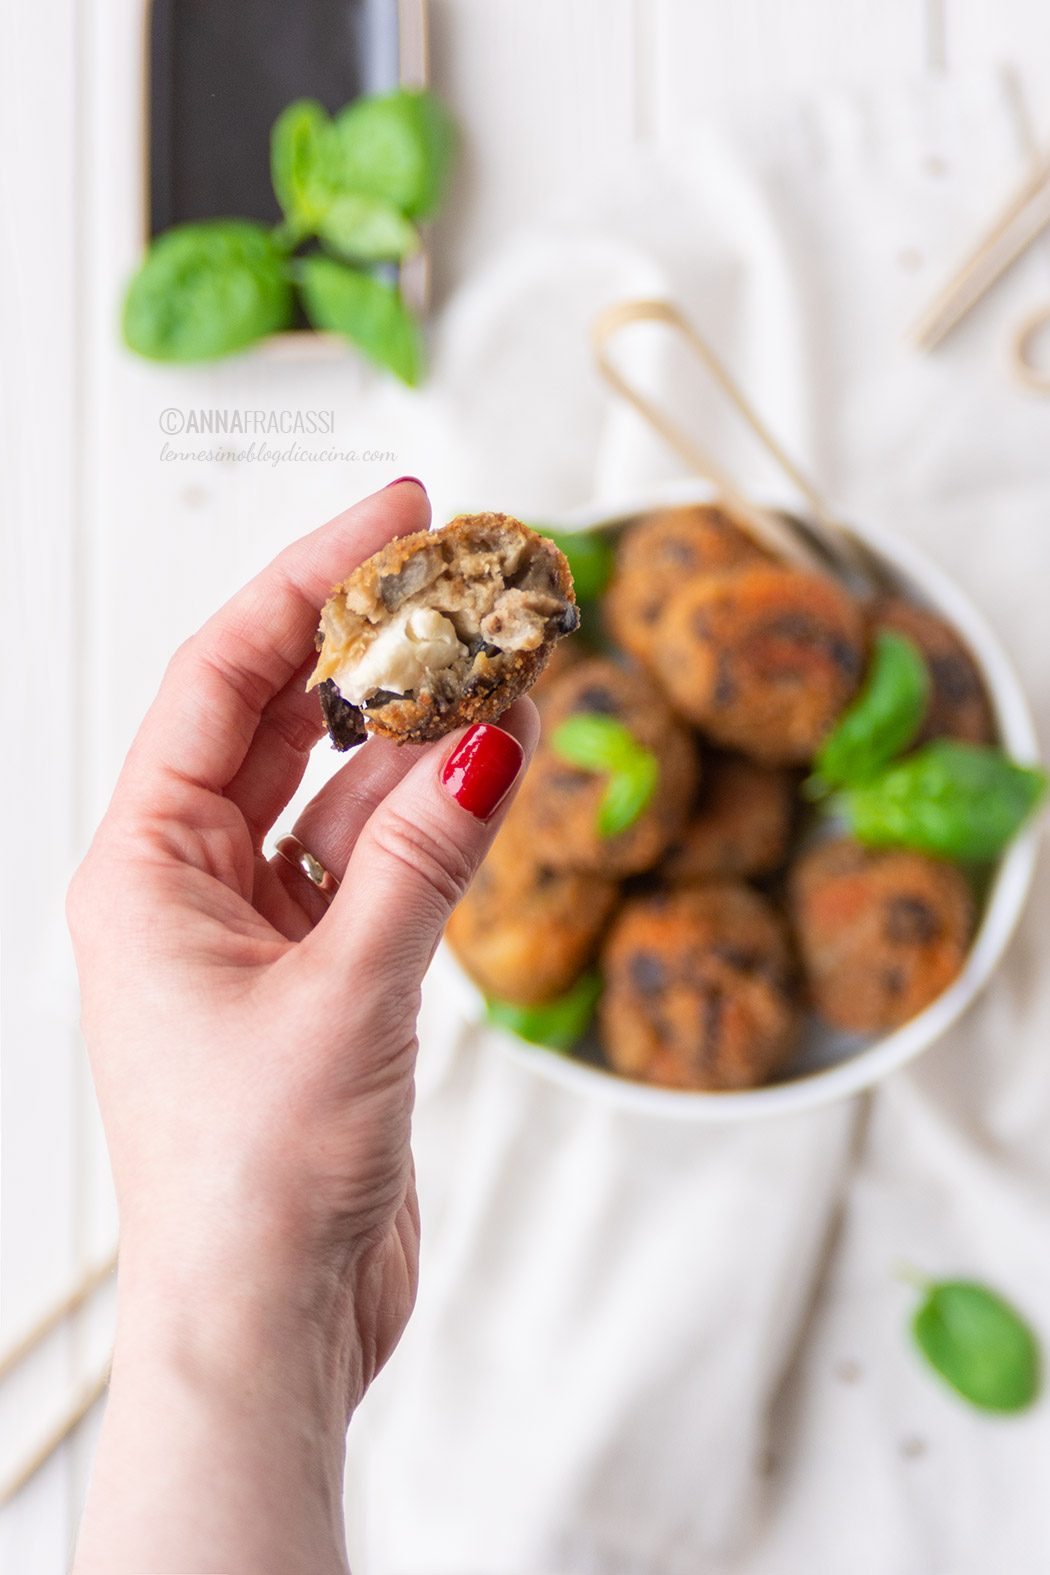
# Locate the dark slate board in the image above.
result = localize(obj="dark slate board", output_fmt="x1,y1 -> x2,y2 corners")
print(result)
148,0 -> 401,234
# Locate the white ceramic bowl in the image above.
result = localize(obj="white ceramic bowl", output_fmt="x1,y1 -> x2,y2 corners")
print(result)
438,480 -> 1042,1121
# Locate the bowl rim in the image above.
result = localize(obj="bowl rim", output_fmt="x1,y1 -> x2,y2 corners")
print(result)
440,479 -> 1043,1122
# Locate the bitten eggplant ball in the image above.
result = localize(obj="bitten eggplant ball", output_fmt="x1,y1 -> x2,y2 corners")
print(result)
789,838 -> 973,1033
872,595 -> 994,745
445,804 -> 618,1005
308,513 -> 578,747
518,658 -> 699,877
660,752 -> 796,884
604,504 -> 766,667
655,563 -> 865,764
600,883 -> 800,1091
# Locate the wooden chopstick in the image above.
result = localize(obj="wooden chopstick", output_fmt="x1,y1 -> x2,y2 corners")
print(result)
0,1250 -> 117,1385
909,151 -> 1050,352
0,1363 -> 111,1507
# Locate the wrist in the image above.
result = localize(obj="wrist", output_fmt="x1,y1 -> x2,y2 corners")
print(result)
114,1218 -> 365,1422
78,1241 -> 356,1575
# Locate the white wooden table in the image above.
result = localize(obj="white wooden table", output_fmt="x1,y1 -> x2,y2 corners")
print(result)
3,1 -> 1050,1567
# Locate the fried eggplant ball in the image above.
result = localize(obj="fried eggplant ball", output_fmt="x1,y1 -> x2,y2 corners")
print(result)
789,838 -> 973,1034
599,883 -> 800,1091
660,752 -> 796,884
655,563 -> 866,764
518,658 -> 699,877
445,804 -> 618,1005
308,513 -> 578,746
604,504 -> 767,668
872,595 -> 994,745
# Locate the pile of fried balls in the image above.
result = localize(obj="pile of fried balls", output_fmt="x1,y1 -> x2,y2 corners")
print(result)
446,505 -> 993,1092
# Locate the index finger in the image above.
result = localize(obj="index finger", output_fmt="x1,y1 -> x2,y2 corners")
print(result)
120,479 -> 431,801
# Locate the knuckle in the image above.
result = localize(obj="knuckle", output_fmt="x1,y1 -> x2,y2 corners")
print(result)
367,805 -> 476,916
265,703 -> 321,758
165,635 -> 197,682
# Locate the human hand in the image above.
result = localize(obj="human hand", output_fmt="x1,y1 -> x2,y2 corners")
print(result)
68,480 -> 538,1574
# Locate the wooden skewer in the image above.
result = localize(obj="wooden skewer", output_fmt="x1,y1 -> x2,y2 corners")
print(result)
591,299 -> 878,586
0,1249 -> 117,1385
0,1363 -> 111,1507
909,151 -> 1050,353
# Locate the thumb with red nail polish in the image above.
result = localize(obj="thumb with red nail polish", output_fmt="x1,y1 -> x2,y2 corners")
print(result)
441,724 -> 525,821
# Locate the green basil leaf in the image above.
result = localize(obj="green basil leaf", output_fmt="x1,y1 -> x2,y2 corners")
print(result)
270,99 -> 332,237
537,529 -> 615,603
550,715 -> 660,839
842,741 -> 1047,861
485,971 -> 602,1052
811,630 -> 929,793
329,89 -> 456,219
317,194 -> 420,262
123,222 -> 294,362
912,1279 -> 1040,1413
550,714 -> 642,773
297,256 -> 424,386
598,753 -> 660,838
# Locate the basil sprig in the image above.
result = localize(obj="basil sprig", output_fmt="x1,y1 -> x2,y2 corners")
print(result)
550,714 -> 660,838
485,971 -> 602,1052
840,741 -> 1046,862
910,1277 -> 1040,1413
124,89 -> 456,381
809,631 -> 929,796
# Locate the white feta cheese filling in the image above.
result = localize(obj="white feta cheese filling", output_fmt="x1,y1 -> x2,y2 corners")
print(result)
331,607 -> 467,706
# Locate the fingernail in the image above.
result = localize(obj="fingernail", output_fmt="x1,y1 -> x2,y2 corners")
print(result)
385,476 -> 427,494
441,725 -> 524,821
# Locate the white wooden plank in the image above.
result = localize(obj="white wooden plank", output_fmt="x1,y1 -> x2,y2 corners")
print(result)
0,1449 -> 74,1574
650,0 -> 931,134
0,0 -> 82,1344
947,0 -> 1050,146
0,0 -> 108,1549
427,0 -> 638,297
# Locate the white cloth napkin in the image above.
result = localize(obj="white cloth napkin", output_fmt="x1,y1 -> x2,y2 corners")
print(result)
344,77 -> 1050,1574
